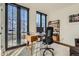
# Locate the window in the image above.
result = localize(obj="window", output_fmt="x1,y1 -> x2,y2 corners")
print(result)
7,4 -> 17,47
20,8 -> 29,44
36,11 -> 47,33
5,3 -> 29,50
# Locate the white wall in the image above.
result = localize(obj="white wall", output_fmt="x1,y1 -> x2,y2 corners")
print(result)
49,4 -> 79,55
0,4 -> 5,55
49,4 -> 79,45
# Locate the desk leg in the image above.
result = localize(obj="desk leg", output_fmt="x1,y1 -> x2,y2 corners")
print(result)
29,42 -> 32,56
28,42 -> 33,56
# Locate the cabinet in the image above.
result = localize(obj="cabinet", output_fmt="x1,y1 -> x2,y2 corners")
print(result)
53,34 -> 60,42
70,47 -> 79,56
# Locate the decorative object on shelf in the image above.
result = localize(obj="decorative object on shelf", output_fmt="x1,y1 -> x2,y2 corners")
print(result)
69,14 -> 79,22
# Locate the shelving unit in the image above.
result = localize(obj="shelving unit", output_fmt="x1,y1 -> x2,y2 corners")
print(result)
48,20 -> 60,42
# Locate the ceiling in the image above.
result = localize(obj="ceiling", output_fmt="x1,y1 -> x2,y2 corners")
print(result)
20,3 -> 79,10
18,3 -> 79,14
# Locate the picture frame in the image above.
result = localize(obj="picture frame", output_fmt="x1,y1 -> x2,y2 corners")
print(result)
69,14 -> 79,22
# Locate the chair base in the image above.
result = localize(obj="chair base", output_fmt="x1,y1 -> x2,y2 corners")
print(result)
40,48 -> 54,56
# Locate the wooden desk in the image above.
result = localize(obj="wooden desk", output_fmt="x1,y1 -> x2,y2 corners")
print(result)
25,35 -> 38,55
26,35 -> 38,44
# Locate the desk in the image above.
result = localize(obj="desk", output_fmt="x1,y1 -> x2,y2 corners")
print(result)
37,34 -> 59,42
25,35 -> 38,55
36,34 -> 45,42
26,35 -> 38,44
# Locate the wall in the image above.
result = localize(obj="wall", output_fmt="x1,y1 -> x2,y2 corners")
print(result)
0,4 -> 1,56
0,4 -> 5,55
49,4 -> 79,55
49,4 -> 79,45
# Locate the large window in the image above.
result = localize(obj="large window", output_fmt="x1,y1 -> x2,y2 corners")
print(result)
36,11 -> 47,33
5,3 -> 29,50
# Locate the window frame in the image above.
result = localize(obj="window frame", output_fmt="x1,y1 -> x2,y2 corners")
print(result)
5,3 -> 29,50
36,11 -> 47,32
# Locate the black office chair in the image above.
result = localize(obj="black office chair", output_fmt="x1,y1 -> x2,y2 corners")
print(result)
40,27 -> 54,56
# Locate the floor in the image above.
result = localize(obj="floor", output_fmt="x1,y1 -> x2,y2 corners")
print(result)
4,41 -> 69,56
4,41 -> 55,56
8,39 -> 25,48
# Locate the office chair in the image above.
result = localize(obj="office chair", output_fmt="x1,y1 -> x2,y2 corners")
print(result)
40,27 -> 54,56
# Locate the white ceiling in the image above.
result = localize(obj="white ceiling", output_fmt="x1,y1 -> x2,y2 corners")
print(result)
20,3 -> 79,11
18,3 -> 79,14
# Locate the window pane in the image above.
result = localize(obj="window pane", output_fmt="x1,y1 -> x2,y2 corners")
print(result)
8,4 -> 13,47
36,14 -> 40,27
42,15 -> 46,32
7,4 -> 17,48
21,8 -> 28,44
12,6 -> 17,46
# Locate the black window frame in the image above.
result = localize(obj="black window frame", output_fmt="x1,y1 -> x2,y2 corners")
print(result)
36,11 -> 47,33
5,3 -> 29,50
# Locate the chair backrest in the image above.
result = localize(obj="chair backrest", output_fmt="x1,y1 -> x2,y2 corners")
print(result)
43,27 -> 53,45
46,27 -> 53,38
